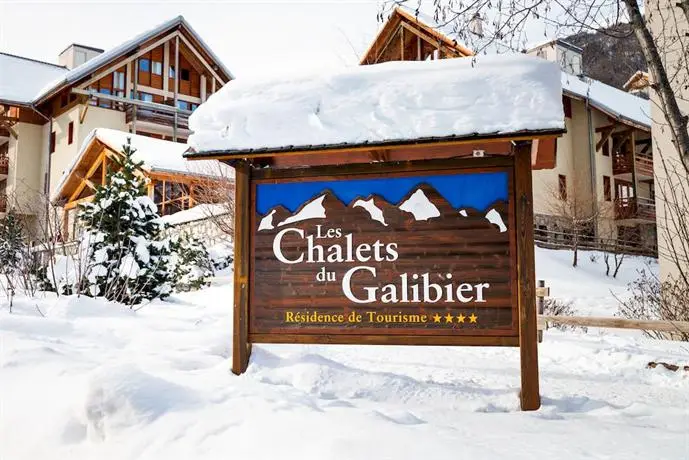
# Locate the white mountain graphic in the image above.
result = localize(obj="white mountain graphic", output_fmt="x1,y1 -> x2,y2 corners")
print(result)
485,208 -> 507,232
353,198 -> 387,226
398,189 -> 440,221
258,209 -> 276,231
262,186 -> 507,232
277,194 -> 327,227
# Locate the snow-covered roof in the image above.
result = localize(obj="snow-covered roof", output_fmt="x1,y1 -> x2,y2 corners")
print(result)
34,16 -> 233,103
561,72 -> 651,129
160,203 -> 229,226
52,128 -> 231,201
187,54 -> 564,155
0,52 -> 67,105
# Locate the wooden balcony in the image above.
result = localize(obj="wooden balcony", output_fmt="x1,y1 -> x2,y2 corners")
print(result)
615,196 -> 656,221
126,105 -> 189,131
612,153 -> 654,179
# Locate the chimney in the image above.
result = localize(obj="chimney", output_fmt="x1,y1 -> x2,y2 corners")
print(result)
58,44 -> 104,70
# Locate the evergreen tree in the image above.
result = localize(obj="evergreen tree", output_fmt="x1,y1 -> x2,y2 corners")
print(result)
0,209 -> 25,310
78,138 -> 172,305
170,232 -> 214,292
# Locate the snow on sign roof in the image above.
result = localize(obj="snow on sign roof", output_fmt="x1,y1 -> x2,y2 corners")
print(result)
562,72 -> 651,130
0,52 -> 67,105
52,128 -> 231,201
187,54 -> 564,155
34,16 -> 233,103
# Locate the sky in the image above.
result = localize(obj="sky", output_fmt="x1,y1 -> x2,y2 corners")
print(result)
0,0 -> 382,79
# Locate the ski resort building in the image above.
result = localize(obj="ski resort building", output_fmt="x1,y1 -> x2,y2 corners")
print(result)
363,8 -> 657,254
0,16 -> 232,231
51,129 -> 230,241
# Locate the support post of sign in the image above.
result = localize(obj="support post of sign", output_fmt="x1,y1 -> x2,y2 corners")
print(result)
514,142 -> 541,411
232,159 -> 252,375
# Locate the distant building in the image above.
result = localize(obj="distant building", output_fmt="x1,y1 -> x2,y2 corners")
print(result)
0,16 -> 232,232
362,7 -> 657,254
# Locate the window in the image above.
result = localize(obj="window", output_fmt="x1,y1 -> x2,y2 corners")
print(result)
562,96 -> 572,118
180,68 -> 190,81
169,66 -> 175,78
138,92 -> 153,102
98,88 -> 111,108
139,58 -> 150,72
68,122 -> 74,145
603,175 -> 611,201
49,131 -> 56,154
152,61 -> 163,75
191,103 -> 199,111
176,100 -> 190,111
113,71 -> 125,90
558,174 -> 567,201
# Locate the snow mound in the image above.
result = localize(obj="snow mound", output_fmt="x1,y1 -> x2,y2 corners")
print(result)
188,54 -> 564,153
83,364 -> 200,440
47,296 -> 134,320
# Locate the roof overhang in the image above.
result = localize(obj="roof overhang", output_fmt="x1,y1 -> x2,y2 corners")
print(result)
185,129 -> 564,162
563,88 -> 651,132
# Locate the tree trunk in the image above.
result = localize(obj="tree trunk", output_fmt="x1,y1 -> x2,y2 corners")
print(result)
622,0 -> 689,170
573,238 -> 579,267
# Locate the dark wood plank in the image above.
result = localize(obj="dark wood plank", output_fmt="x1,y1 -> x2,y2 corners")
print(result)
232,160 -> 252,375
250,333 -> 519,347
514,142 -> 540,411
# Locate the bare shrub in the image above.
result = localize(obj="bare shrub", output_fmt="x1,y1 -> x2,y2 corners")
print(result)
616,269 -> 689,341
542,298 -> 587,332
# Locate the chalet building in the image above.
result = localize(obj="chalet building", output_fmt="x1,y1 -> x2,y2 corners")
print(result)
0,16 -> 232,231
363,8 -> 657,253
51,129 -> 229,240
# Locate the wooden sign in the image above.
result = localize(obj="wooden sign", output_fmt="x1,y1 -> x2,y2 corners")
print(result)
251,167 -> 517,343
231,151 -> 540,411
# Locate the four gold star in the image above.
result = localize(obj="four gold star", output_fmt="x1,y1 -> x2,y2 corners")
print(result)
433,313 -> 477,325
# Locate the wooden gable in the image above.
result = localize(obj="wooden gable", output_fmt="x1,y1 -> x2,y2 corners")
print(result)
361,8 -> 473,65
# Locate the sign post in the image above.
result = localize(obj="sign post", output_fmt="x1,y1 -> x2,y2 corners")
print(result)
229,147 -> 541,410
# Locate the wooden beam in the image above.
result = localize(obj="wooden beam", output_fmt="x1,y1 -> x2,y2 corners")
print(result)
375,24 -> 403,64
595,126 -> 615,151
78,31 -> 179,90
163,41 -> 170,96
174,35 -> 180,143
514,142 -> 540,411
417,35 -> 422,60
63,195 -> 93,210
68,152 -> 105,202
538,315 -> 689,333
177,32 -> 226,84
187,133 -> 562,162
79,102 -> 89,124
400,26 -> 404,60
400,22 -> 460,58
232,160 -> 251,375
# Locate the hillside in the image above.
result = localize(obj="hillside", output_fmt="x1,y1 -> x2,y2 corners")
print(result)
0,248 -> 687,459
565,25 -> 647,90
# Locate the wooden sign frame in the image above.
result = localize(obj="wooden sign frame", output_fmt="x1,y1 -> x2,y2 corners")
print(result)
230,143 -> 540,411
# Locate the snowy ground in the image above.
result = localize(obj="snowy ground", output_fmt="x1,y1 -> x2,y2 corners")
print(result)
1,249 -> 687,459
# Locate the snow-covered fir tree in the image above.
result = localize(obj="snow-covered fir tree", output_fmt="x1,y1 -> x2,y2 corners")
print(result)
78,138 -> 172,305
170,232 -> 214,292
0,209 -> 25,309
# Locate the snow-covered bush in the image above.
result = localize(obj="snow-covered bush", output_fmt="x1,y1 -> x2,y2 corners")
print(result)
77,138 -> 172,305
208,242 -> 233,271
170,232 -> 214,292
0,209 -> 24,308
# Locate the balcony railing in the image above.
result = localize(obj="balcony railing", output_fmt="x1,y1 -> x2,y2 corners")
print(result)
615,196 -> 656,221
612,153 -> 654,178
125,105 -> 190,131
0,155 -> 8,176
0,193 -> 6,213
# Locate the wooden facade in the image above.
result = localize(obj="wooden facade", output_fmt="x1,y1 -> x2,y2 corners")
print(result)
53,138 -> 224,240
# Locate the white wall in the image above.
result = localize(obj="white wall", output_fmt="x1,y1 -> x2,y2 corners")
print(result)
48,105 -> 127,196
6,122 -> 45,212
